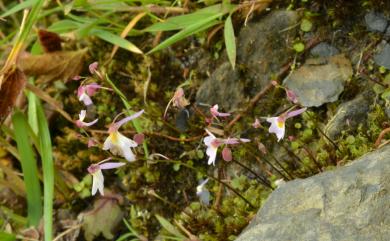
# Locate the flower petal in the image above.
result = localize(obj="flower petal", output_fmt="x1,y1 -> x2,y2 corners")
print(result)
99,162 -> 126,170
91,170 -> 104,196
114,110 -> 144,129
286,107 -> 307,119
206,146 -> 218,165
267,117 -> 285,141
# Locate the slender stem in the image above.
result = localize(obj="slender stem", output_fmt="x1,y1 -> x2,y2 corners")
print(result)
232,159 -> 273,189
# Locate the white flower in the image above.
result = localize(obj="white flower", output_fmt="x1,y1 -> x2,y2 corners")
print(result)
203,129 -> 220,166
266,117 -> 286,142
75,110 -> 98,128
102,110 -> 144,162
196,178 -> 210,205
203,129 -> 250,165
103,131 -> 138,162
87,159 -> 125,196
266,108 -> 307,141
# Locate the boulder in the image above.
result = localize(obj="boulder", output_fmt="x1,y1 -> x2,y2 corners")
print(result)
236,145 -> 390,241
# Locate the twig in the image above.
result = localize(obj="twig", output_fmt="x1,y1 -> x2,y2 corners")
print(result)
375,127 -> 390,148
52,224 -> 81,241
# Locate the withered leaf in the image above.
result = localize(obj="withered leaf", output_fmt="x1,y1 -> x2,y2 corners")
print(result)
0,68 -> 26,123
80,193 -> 123,241
38,29 -> 63,53
19,48 -> 87,83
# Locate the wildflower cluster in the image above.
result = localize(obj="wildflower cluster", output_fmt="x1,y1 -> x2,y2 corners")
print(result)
74,62 -> 307,204
74,62 -> 144,196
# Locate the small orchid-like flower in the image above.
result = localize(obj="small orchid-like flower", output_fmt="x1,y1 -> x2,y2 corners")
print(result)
286,89 -> 298,104
89,62 -> 98,74
75,110 -> 98,128
87,158 -> 125,196
266,107 -> 307,141
87,138 -> 97,148
210,104 -> 230,118
252,118 -> 262,128
163,87 -> 190,118
103,110 -> 144,162
196,178 -> 210,205
203,129 -> 250,165
77,83 -> 102,106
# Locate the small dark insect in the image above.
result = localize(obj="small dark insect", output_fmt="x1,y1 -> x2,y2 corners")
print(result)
38,29 -> 62,53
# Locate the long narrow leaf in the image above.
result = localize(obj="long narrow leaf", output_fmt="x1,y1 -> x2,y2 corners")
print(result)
0,0 -> 34,18
144,4 -> 228,32
11,111 -> 42,227
147,16 -> 221,54
36,100 -> 54,241
0,231 -> 16,241
224,15 -> 236,69
92,29 -> 143,54
155,214 -> 186,239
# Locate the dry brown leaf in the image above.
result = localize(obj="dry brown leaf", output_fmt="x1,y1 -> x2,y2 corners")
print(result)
38,29 -> 63,53
19,48 -> 87,83
0,68 -> 26,123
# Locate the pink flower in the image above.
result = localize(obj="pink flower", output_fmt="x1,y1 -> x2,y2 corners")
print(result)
286,89 -> 298,104
77,83 -> 102,106
87,158 -> 126,196
210,104 -> 230,118
252,118 -> 262,128
89,62 -> 98,74
75,110 -> 98,128
103,110 -> 144,162
266,108 -> 307,141
203,129 -> 250,165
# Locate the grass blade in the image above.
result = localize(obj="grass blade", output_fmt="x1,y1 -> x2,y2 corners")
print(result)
11,111 -> 42,227
0,231 -> 16,241
155,214 -> 186,240
0,0 -> 34,18
147,16 -> 221,54
36,99 -> 54,241
92,29 -> 143,54
144,4 -> 227,32
224,15 -> 236,69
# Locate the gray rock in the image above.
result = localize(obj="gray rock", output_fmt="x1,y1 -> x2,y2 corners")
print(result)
196,62 -> 244,110
236,145 -> 390,241
324,91 -> 374,140
196,11 -> 299,110
373,41 -> 390,70
310,42 -> 340,57
237,10 -> 300,92
284,54 -> 353,107
364,11 -> 388,33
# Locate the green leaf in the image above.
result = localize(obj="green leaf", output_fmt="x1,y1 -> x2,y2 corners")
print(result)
155,215 -> 186,239
144,4 -> 231,32
147,16 -> 221,54
36,99 -> 54,241
293,42 -> 305,53
300,18 -> 313,32
0,231 -> 16,241
0,0 -> 34,18
48,20 -> 80,33
12,111 -> 42,227
224,15 -> 236,69
91,29 -> 143,54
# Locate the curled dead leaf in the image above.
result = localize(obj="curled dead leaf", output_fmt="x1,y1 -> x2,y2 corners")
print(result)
79,192 -> 123,241
0,68 -> 26,123
19,48 -> 87,83
38,29 -> 63,53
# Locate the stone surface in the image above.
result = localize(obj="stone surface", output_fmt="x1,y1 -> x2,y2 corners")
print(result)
324,91 -> 374,140
196,62 -> 244,110
196,11 -> 299,110
284,54 -> 353,107
364,11 -> 388,33
310,42 -> 340,57
374,41 -> 390,70
236,145 -> 390,241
